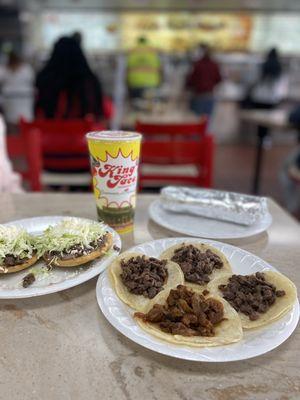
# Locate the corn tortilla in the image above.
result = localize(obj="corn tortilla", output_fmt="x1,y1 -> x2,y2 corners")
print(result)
135,293 -> 243,347
160,242 -> 232,291
207,271 -> 297,329
109,252 -> 184,312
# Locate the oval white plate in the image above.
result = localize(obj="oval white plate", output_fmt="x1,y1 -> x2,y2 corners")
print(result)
0,216 -> 121,299
149,199 -> 272,239
96,237 -> 299,362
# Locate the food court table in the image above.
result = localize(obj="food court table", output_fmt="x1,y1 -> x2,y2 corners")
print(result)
121,109 -> 199,130
0,193 -> 299,400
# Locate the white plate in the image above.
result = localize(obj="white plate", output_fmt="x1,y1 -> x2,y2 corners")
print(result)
149,199 -> 273,239
96,237 -> 299,362
0,216 -> 121,299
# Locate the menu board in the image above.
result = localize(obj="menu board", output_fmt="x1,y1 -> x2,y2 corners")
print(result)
32,11 -> 300,54
120,13 -> 252,52
40,12 -> 119,51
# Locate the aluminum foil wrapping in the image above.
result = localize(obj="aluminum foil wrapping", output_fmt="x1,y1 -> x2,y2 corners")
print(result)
160,186 -> 269,226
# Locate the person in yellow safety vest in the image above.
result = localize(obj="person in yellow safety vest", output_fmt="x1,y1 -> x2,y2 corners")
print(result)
127,36 -> 161,99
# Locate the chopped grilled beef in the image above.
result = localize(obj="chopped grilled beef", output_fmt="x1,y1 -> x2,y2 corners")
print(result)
22,273 -> 35,288
3,254 -> 29,266
218,272 -> 286,321
120,255 -> 168,299
171,244 -> 223,285
135,284 -> 225,337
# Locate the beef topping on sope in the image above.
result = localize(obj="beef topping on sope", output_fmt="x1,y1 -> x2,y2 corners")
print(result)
135,284 -> 225,337
218,272 -> 286,321
171,244 -> 223,285
3,254 -> 29,266
44,233 -> 109,262
120,255 -> 168,299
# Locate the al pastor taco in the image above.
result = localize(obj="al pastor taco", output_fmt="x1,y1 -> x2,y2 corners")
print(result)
134,284 -> 243,347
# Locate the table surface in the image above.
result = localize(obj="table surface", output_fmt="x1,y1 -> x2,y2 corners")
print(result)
121,108 -> 199,129
0,193 -> 299,400
239,109 -> 292,130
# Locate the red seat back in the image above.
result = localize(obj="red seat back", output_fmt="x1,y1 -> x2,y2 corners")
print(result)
103,96 -> 115,120
20,117 -> 105,171
136,118 -> 214,188
6,128 -> 42,191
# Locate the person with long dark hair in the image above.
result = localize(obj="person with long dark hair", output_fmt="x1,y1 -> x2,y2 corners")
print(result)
35,36 -> 103,119
244,48 -> 288,109
261,48 -> 282,81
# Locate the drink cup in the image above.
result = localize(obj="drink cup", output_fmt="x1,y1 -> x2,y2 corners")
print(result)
86,131 -> 142,233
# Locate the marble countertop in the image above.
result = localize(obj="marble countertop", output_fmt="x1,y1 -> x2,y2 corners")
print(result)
0,193 -> 299,400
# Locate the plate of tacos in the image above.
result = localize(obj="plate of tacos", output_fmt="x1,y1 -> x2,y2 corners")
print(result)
0,216 -> 121,298
96,237 -> 298,362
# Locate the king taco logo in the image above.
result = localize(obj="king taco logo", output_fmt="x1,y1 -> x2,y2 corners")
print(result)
98,163 -> 137,189
91,149 -> 139,208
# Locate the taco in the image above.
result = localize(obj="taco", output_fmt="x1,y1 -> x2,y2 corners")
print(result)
42,218 -> 113,267
0,225 -> 39,274
134,284 -> 243,347
109,252 -> 184,312
160,242 -> 232,290
208,271 -> 297,329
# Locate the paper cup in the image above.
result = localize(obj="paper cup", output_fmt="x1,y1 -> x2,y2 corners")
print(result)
86,131 -> 142,233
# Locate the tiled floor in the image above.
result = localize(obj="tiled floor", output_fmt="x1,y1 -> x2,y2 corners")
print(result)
141,142 -> 297,209
214,143 -> 296,205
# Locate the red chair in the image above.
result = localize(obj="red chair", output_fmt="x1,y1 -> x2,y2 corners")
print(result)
103,96 -> 115,120
20,117 -> 105,171
136,118 -> 214,188
6,128 -> 42,191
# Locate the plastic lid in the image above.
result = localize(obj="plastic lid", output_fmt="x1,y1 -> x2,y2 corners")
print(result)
86,130 -> 142,141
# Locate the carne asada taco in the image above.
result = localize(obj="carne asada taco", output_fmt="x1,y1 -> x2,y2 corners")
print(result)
208,271 -> 297,329
160,242 -> 232,290
42,218 -> 113,267
0,225 -> 39,274
134,284 -> 243,347
109,252 -> 184,312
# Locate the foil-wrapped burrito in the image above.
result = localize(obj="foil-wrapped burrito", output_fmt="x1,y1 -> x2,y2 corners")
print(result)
160,187 -> 269,226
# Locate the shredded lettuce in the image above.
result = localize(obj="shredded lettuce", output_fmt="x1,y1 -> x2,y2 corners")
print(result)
0,225 -> 37,264
39,218 -> 107,256
28,265 -> 51,279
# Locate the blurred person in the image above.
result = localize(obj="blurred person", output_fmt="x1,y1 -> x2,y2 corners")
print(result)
71,31 -> 82,46
186,44 -> 221,117
0,111 -> 23,192
127,36 -> 161,99
0,50 -> 34,125
35,36 -> 103,119
243,48 -> 288,110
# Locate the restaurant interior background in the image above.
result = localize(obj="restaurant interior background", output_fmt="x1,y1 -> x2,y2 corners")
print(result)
1,0 -> 300,218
